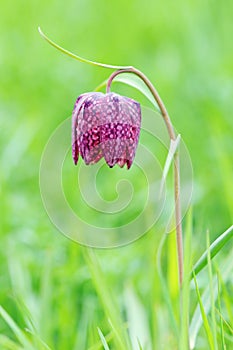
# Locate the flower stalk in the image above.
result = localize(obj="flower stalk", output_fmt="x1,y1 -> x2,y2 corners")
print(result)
106,67 -> 183,286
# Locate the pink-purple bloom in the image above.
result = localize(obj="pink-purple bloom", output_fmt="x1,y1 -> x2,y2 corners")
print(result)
72,92 -> 141,169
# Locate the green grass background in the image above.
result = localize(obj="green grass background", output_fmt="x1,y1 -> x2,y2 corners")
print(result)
0,0 -> 233,349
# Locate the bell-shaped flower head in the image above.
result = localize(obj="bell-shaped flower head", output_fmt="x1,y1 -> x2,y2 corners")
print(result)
72,92 -> 141,169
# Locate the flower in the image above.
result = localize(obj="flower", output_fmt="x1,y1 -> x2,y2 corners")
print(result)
72,92 -> 141,169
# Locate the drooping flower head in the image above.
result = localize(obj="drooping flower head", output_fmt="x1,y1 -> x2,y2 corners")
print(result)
72,92 -> 141,169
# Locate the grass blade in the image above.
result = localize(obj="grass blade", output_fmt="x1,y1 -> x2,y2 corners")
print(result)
124,285 -> 152,350
157,234 -> 179,338
0,335 -> 24,350
192,225 -> 233,278
0,306 -> 34,350
25,329 -> 52,350
97,328 -> 110,350
84,248 -> 131,350
215,309 -> 233,335
88,326 -> 127,350
179,208 -> 192,350
192,272 -> 215,350
206,232 -> 218,350
221,276 -> 233,326
88,330 -> 114,350
137,340 -> 143,350
217,273 -> 227,350
189,251 -> 233,349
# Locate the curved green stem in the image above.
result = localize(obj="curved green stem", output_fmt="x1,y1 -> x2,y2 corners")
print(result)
107,68 -> 184,286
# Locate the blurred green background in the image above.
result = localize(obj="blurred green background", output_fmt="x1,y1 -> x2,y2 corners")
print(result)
1,0 -> 233,349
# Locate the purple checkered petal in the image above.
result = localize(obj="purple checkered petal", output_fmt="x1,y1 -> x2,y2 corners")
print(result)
72,93 -> 92,164
72,92 -> 141,169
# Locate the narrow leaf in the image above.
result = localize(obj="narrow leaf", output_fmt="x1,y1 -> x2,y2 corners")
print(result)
137,339 -> 143,350
124,285 -> 152,350
159,134 -> 181,197
25,329 -> 52,350
215,309 -> 233,334
206,232 -> 218,350
156,234 -> 179,337
114,74 -> 160,112
38,27 -> 131,70
217,274 -> 227,350
179,208 -> 192,350
88,327 -> 124,350
0,306 -> 34,350
221,274 -> 233,325
192,225 -> 233,278
189,251 -> 233,349
84,249 -> 130,350
0,335 -> 24,350
192,273 -> 215,350
95,73 -> 160,113
97,328 -> 110,350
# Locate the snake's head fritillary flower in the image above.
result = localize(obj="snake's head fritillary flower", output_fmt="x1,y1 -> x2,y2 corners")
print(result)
72,92 -> 141,169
